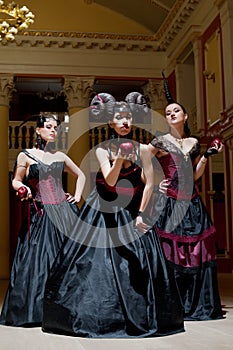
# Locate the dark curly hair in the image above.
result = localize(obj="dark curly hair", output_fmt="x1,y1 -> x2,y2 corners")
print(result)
89,92 -> 150,122
35,112 -> 61,150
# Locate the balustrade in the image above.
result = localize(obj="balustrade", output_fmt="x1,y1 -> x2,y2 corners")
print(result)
8,121 -> 153,171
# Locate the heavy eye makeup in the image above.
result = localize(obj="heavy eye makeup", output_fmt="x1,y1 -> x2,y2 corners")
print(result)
45,123 -> 58,131
166,108 -> 181,116
115,113 -> 132,121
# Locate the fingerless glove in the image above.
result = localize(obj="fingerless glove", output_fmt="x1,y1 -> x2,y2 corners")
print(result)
203,147 -> 218,159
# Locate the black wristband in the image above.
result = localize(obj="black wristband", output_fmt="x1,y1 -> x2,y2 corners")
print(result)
137,211 -> 143,217
203,147 -> 218,159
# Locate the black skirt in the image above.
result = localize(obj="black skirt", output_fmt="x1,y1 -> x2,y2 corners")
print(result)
42,189 -> 184,338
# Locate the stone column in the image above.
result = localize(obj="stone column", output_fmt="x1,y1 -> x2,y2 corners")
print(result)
63,76 -> 95,203
142,80 -> 167,136
216,0 -> 233,112
0,75 -> 15,278
193,38 -> 205,135
225,137 -> 233,262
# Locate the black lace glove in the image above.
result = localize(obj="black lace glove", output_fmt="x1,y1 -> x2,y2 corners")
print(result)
203,147 -> 218,159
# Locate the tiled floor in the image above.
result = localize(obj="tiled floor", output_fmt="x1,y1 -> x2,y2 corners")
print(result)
0,274 -> 233,350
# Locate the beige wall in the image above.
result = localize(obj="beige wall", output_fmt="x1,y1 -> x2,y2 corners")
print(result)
204,32 -> 222,125
21,0 -> 152,34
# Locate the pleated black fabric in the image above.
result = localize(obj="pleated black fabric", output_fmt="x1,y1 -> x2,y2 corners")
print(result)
150,136 -> 223,321
42,161 -> 184,338
0,160 -> 79,326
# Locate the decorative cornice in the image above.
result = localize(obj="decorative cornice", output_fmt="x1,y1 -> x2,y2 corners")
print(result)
148,0 -> 170,12
24,31 -> 156,41
0,30 -> 159,51
0,0 -> 201,52
156,0 -> 200,50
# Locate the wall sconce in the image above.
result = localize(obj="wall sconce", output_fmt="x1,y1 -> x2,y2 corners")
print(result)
207,190 -> 216,199
203,70 -> 215,83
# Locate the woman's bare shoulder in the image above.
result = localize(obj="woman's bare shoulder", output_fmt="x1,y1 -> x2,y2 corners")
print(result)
17,151 -> 28,161
189,136 -> 198,143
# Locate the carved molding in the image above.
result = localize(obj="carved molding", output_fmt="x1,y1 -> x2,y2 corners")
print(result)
0,75 -> 15,106
63,76 -> 95,109
143,80 -> 165,110
0,31 -> 159,52
156,0 -> 200,50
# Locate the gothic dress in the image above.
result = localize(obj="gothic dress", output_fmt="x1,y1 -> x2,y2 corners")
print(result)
42,144 -> 184,338
150,136 -> 223,321
0,150 -> 78,326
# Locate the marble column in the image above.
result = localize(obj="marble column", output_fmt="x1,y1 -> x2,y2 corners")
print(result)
0,75 -> 15,278
63,76 -> 95,203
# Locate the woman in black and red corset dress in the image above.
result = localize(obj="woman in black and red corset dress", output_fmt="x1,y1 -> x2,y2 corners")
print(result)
147,72 -> 224,321
0,112 -> 86,326
41,93 -> 184,338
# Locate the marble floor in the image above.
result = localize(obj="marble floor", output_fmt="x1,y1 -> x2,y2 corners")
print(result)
0,274 -> 233,350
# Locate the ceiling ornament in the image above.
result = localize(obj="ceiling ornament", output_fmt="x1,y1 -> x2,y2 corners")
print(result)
0,0 -> 35,41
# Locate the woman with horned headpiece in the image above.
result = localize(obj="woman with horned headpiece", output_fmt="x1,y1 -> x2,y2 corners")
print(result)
0,112 -> 86,326
147,72 -> 224,321
41,93 -> 184,338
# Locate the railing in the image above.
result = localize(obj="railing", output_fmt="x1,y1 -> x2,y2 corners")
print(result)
8,121 -> 69,171
8,121 -> 153,171
9,121 -> 69,151
89,122 -> 152,147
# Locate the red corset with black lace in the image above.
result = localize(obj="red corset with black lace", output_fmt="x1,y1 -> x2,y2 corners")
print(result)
26,162 -> 66,204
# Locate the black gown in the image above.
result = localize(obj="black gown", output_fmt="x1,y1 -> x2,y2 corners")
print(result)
150,135 -> 223,321
42,144 -> 184,338
0,150 -> 79,326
